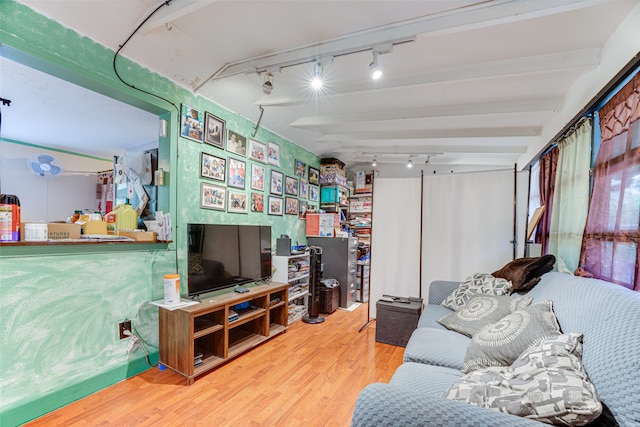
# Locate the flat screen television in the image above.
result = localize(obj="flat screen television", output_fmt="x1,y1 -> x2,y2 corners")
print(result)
187,224 -> 272,297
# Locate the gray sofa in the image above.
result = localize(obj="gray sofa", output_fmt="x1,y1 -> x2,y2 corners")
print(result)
352,272 -> 640,426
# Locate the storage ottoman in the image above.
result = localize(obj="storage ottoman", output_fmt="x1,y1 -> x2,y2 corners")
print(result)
375,298 -> 423,347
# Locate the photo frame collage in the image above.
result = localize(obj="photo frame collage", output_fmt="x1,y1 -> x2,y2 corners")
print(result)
182,103 -> 319,217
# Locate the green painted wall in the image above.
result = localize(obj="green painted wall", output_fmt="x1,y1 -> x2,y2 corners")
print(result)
0,1 -> 319,425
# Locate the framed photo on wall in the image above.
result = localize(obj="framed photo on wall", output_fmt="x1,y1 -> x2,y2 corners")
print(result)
270,170 -> 283,195
268,196 -> 283,216
248,139 -> 267,163
299,200 -> 308,219
228,190 -> 248,213
251,192 -> 264,213
309,184 -> 319,202
227,130 -> 247,157
295,159 -> 306,178
251,163 -> 265,191
285,176 -> 298,196
200,182 -> 226,211
285,197 -> 299,215
180,104 -> 204,142
204,112 -> 225,148
299,179 -> 308,199
267,141 -> 280,167
308,166 -> 319,185
227,157 -> 246,189
200,152 -> 225,182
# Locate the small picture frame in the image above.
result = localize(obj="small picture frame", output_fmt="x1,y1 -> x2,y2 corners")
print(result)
227,157 -> 246,189
295,159 -> 306,178
299,179 -> 308,199
267,141 -> 280,167
299,200 -> 308,219
251,192 -> 264,213
285,176 -> 299,196
200,182 -> 226,211
248,139 -> 267,163
308,166 -> 320,185
268,196 -> 283,216
309,184 -> 319,202
180,104 -> 204,142
227,130 -> 247,157
285,197 -> 299,215
251,163 -> 265,191
204,112 -> 225,148
270,170 -> 283,195
200,152 -> 226,182
228,190 -> 248,213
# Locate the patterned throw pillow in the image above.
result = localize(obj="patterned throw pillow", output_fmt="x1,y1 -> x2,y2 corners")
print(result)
445,334 -> 603,426
437,295 -> 533,338
441,273 -> 513,311
462,300 -> 562,373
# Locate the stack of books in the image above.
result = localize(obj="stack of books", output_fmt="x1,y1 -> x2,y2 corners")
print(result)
194,352 -> 203,367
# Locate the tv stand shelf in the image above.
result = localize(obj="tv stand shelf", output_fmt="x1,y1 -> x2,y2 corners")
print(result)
159,282 -> 288,384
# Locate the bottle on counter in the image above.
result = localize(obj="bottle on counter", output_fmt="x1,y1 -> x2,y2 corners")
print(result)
105,203 -> 138,235
0,194 -> 21,241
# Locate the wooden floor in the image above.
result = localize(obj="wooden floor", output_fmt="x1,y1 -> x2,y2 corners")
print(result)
27,304 -> 404,426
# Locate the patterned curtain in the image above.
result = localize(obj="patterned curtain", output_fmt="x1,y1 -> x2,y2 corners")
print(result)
534,146 -> 559,254
576,72 -> 640,291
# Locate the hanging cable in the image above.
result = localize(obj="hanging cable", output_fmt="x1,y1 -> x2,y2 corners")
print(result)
112,0 -> 179,116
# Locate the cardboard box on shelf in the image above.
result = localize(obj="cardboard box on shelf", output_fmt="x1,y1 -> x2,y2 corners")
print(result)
47,223 -> 81,240
119,230 -> 157,242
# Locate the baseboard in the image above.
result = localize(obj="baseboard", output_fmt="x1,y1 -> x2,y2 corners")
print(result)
0,351 -> 158,427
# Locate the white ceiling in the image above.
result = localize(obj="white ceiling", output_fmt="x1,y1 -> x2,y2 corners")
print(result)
6,0 -> 640,171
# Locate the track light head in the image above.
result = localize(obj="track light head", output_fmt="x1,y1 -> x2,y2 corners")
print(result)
372,158 -> 377,167
311,62 -> 323,90
369,51 -> 382,80
262,73 -> 273,95
407,158 -> 413,168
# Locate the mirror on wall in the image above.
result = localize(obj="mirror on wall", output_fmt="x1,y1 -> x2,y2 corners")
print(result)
0,55 -> 161,223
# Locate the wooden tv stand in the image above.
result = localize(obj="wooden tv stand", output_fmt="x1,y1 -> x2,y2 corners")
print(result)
158,282 -> 288,384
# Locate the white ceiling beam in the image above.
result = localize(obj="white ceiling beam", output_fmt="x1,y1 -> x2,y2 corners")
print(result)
316,127 -> 541,141
195,0 -> 606,92
332,145 -> 528,154
138,0 -> 215,34
260,48 -> 600,107
290,97 -> 563,128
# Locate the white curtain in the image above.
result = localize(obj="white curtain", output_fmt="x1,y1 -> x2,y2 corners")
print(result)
548,118 -> 592,274
369,178 -> 422,319
421,170 -> 517,298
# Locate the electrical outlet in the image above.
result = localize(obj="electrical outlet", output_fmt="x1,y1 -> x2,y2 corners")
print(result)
119,320 -> 132,339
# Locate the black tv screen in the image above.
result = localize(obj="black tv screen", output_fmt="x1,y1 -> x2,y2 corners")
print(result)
187,224 -> 272,297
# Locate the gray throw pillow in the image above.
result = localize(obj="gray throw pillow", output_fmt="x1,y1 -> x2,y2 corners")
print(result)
462,300 -> 562,373
445,334 -> 603,426
437,295 -> 533,338
441,273 -> 513,311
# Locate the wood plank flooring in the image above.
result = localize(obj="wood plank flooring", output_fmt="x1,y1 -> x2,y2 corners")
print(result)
27,304 -> 404,426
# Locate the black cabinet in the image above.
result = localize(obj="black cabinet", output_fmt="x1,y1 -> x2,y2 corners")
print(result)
308,237 -> 358,308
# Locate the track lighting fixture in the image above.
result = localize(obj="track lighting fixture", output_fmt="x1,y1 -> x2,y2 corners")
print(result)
369,51 -> 382,80
407,157 -> 413,168
372,158 -> 377,167
311,62 -> 323,90
262,72 -> 273,95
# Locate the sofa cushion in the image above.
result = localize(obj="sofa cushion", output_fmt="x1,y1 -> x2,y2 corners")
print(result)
391,362 -> 462,396
441,273 -> 513,311
417,304 -> 453,329
404,328 -> 469,369
437,295 -> 533,338
445,334 -> 603,426
462,300 -> 562,373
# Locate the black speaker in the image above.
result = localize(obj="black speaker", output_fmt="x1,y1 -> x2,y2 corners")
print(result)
303,246 -> 325,324
276,235 -> 291,256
